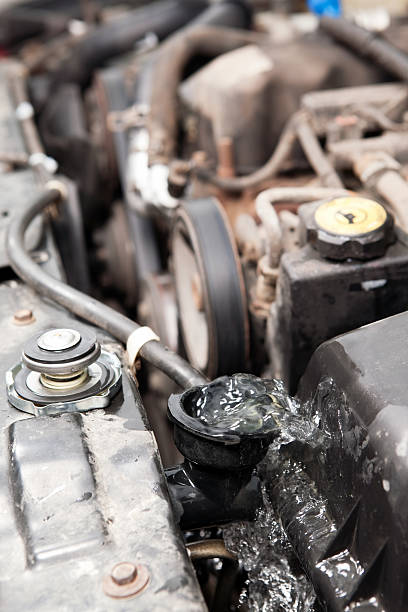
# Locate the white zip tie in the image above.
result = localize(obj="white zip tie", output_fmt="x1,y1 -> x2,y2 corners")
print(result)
127,326 -> 160,366
15,101 -> 34,121
29,152 -> 58,174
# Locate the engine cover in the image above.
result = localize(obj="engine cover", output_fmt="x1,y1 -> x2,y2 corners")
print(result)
271,310 -> 408,612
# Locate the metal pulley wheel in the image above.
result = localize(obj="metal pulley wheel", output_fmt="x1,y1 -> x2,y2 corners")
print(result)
171,197 -> 249,378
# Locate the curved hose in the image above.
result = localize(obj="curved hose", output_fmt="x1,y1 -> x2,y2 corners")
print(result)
6,187 -> 206,389
256,186 -> 351,267
296,119 -> 343,188
193,112 -> 300,192
320,16 -> 408,82
50,0 -> 208,88
193,111 -> 343,193
148,21 -> 258,164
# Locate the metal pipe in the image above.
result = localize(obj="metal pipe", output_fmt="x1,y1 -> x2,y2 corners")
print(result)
194,111 -> 300,192
255,186 -> 350,267
9,64 -> 44,158
328,131 -> 408,169
194,111 -> 342,193
296,119 -> 343,189
256,186 -> 351,205
6,187 -> 206,389
353,153 -> 408,231
187,539 -> 236,562
255,193 -> 282,268
376,171 -> 408,231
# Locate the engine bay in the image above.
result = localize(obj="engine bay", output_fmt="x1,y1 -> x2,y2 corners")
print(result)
1,1 -> 408,610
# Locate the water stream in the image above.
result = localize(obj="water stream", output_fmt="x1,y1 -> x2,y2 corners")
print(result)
223,485 -> 317,612
191,374 -> 330,611
188,374 -> 376,610
190,373 -> 326,446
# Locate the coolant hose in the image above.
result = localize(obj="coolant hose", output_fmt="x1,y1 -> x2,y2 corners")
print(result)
147,0 -> 254,165
6,187 -> 207,389
193,108 -> 344,192
50,0 -> 209,88
192,113 -> 297,192
320,17 -> 408,82
197,108 -> 340,193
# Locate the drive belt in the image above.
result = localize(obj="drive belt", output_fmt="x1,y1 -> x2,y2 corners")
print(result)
172,197 -> 249,378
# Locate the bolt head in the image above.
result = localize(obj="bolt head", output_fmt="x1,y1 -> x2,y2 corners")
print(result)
13,309 -> 34,325
111,562 -> 137,586
37,328 -> 81,351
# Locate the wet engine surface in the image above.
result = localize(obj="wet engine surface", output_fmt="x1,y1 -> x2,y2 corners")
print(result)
1,0 -> 408,610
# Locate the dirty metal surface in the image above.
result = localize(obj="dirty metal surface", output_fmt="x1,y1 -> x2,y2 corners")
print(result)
271,239 -> 408,392
0,282 -> 205,611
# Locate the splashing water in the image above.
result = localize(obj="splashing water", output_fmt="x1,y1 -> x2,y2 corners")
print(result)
191,374 -> 330,611
224,487 -> 316,612
190,374 -> 326,449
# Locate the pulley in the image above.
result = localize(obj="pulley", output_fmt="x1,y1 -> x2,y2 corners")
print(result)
171,197 -> 249,378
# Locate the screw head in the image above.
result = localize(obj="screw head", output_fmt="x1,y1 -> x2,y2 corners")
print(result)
111,562 -> 137,586
13,309 -> 34,326
37,328 -> 81,351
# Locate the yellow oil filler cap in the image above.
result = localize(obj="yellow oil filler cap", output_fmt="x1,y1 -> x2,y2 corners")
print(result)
315,197 -> 387,236
305,196 -> 395,261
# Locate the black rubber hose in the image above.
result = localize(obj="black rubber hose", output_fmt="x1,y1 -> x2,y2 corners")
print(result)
133,0 -> 253,113
147,0 -> 254,165
6,188 -> 206,389
320,16 -> 408,82
192,111 -> 300,193
148,28 -> 260,164
188,0 -> 252,29
0,8 -> 69,48
193,110 -> 343,192
50,0 -> 208,88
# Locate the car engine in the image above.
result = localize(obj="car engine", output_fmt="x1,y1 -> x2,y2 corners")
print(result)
1,1 -> 408,610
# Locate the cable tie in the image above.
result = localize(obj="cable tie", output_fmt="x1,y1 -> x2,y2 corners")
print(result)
127,326 -> 160,366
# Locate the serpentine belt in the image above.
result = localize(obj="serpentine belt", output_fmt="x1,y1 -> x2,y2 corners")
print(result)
172,197 -> 249,378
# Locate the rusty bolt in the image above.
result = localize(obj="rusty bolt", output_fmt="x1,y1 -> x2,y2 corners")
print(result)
191,150 -> 207,167
111,562 -> 137,585
103,562 -> 149,599
13,309 -> 35,326
217,136 -> 235,179
335,114 -> 358,127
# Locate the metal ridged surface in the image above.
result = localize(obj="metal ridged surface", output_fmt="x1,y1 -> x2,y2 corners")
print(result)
0,283 -> 205,611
